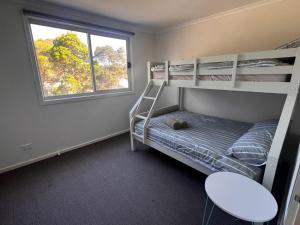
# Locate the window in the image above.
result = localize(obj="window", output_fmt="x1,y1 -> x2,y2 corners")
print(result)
90,35 -> 129,90
24,12 -> 133,103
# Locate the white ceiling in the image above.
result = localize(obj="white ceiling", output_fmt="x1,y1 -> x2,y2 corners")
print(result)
44,0 -> 264,31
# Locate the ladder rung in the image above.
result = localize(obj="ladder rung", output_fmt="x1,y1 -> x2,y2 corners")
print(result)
135,114 -> 147,120
143,96 -> 155,100
132,132 -> 143,139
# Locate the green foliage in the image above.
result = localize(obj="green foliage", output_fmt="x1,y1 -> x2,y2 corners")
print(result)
34,32 -> 127,96
93,45 -> 127,90
51,33 -> 89,63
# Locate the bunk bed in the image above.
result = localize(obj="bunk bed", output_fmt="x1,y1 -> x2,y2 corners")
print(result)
129,47 -> 300,191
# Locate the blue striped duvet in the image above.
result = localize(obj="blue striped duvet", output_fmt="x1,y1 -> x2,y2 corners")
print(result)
135,111 -> 262,180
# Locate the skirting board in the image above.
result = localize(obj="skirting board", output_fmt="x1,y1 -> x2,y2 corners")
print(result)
0,129 -> 129,174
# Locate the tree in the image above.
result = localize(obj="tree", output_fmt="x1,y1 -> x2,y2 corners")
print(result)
93,45 -> 127,89
34,32 -> 128,96
34,32 -> 92,96
34,39 -> 53,88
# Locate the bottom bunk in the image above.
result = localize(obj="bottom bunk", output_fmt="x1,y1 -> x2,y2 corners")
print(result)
133,110 -> 278,182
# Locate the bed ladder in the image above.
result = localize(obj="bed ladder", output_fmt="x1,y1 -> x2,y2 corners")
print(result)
129,80 -> 166,150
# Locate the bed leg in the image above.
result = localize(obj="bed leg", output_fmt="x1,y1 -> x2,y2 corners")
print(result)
130,134 -> 136,151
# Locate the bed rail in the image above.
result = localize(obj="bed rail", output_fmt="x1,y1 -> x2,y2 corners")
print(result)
200,48 -> 296,62
149,48 -> 300,94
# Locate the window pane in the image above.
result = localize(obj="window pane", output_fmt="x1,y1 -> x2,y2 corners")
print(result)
90,35 -> 128,90
30,24 -> 93,97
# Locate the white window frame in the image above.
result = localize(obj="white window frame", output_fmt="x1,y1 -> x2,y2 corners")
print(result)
23,13 -> 134,105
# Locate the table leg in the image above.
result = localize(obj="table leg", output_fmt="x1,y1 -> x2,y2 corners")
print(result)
202,195 -> 215,225
202,196 -> 267,225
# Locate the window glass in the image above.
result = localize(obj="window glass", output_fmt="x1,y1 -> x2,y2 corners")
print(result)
90,35 -> 128,90
30,24 -> 93,97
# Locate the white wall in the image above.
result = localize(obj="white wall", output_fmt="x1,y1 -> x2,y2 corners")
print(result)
154,0 -> 300,133
0,0 -> 155,171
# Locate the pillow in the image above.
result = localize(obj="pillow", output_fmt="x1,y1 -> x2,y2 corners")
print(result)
226,119 -> 278,166
275,38 -> 300,49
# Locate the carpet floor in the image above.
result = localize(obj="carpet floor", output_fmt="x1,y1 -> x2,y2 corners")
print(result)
0,133 -> 250,225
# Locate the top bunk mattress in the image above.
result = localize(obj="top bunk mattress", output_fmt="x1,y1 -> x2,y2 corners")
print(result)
134,111 -> 263,180
151,58 -> 291,82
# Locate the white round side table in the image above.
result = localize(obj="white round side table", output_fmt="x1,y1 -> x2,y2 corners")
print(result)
203,172 -> 278,225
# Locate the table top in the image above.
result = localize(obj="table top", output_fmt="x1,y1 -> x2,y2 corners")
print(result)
205,172 -> 278,223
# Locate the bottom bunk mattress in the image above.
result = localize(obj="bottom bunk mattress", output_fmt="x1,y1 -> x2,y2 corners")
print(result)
134,110 -> 263,180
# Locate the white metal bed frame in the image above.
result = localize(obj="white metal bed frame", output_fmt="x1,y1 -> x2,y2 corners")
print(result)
129,47 -> 300,191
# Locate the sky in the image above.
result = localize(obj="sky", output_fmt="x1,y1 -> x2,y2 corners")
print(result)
30,24 -> 126,53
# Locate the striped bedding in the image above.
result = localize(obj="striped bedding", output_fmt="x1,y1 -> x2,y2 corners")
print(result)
227,119 -> 278,166
152,71 -> 287,82
151,59 -> 289,82
134,111 -> 263,180
150,59 -> 289,72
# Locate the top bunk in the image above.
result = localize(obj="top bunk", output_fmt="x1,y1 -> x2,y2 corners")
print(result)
148,47 -> 300,94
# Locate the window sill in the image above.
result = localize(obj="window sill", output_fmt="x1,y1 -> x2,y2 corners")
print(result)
40,90 -> 135,105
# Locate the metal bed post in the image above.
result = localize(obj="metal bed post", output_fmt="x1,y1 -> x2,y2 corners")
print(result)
147,61 -> 151,82
231,54 -> 238,88
178,87 -> 184,110
165,60 -> 169,85
193,58 -> 198,86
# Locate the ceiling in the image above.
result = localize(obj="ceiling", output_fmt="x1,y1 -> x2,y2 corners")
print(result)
44,0 -> 265,31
